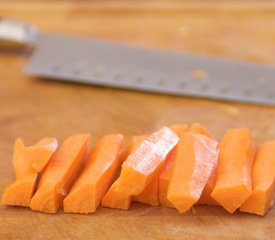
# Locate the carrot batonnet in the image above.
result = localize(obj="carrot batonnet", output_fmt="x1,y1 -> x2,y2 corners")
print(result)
63,134 -> 124,214
211,128 -> 256,213
167,133 -> 218,213
113,127 -> 179,195
158,123 -> 188,208
30,134 -> 90,213
1,138 -> 57,207
189,123 -> 212,138
240,141 -> 275,216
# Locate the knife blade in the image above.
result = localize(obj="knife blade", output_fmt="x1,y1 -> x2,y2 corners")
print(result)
1,18 -> 275,105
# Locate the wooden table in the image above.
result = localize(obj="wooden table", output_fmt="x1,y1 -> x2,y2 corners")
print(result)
0,1 -> 275,239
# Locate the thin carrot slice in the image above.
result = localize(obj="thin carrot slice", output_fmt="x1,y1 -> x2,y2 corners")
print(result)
63,134 -> 124,214
167,133 -> 218,213
211,129 -> 256,213
189,123 -> 212,138
1,138 -> 57,207
23,138 -> 58,172
30,134 -> 90,213
240,141 -> 275,216
113,127 -> 179,195
158,124 -> 188,208
102,182 -> 132,210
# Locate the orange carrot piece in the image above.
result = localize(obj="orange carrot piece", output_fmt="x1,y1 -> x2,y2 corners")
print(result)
240,141 -> 275,216
123,135 -> 160,206
63,134 -> 124,214
189,123 -> 212,138
30,134 -> 90,213
114,127 -> 179,195
211,129 -> 256,213
158,124 -> 188,208
102,182 -> 132,210
170,124 -> 188,136
1,138 -> 57,207
188,123 -> 219,206
167,133 -> 218,213
23,138 -> 58,172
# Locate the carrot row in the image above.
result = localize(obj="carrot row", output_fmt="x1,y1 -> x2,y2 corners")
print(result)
1,124 -> 275,216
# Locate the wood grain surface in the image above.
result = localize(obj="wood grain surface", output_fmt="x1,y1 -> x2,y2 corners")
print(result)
0,1 -> 275,239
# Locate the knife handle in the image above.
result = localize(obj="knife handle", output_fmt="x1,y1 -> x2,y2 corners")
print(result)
0,17 -> 37,50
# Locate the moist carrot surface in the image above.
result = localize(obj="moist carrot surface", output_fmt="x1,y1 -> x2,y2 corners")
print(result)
158,124 -> 188,208
23,138 -> 58,172
1,138 -> 57,207
63,134 -> 124,214
30,134 -> 90,213
167,133 -> 218,213
113,127 -> 179,195
211,129 -> 256,213
240,141 -> 275,216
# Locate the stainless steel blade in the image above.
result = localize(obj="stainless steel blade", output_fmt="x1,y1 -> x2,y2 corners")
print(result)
25,32 -> 275,105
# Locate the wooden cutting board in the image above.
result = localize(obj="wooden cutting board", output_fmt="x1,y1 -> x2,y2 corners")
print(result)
0,1 -> 275,239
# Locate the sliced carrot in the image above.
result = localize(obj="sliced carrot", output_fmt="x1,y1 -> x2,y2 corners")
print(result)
170,123 -> 188,136
123,135 -> 160,206
102,182 -> 132,210
30,134 -> 90,213
240,141 -> 275,216
1,138 -> 57,207
188,123 -> 219,206
158,124 -> 188,208
167,133 -> 218,213
189,123 -> 212,138
113,127 -> 179,195
63,134 -> 124,214
211,128 -> 256,213
23,138 -> 58,172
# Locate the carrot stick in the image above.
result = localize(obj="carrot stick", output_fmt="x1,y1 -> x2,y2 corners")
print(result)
30,134 -> 90,213
240,141 -> 275,216
1,138 -> 57,207
211,129 -> 256,213
167,133 -> 218,213
158,124 -> 188,208
113,127 -> 179,195
189,123 -> 212,138
63,134 -> 124,214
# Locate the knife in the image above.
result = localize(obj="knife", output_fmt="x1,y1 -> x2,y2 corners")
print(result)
1,17 -> 275,105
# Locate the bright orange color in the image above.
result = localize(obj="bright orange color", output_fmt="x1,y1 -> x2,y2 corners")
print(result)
170,124 -> 188,136
23,138 -> 58,172
189,123 -> 212,138
167,133 -> 218,213
211,129 -> 256,213
63,135 -> 124,214
240,141 -> 275,216
114,127 -> 179,195
1,138 -> 57,207
30,134 -> 90,213
102,182 -> 132,210
158,123 -> 188,208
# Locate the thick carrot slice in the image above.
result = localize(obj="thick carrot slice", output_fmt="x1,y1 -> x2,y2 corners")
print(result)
188,123 -> 219,206
124,135 -> 160,206
30,134 -> 90,213
102,182 -> 132,210
158,124 -> 188,208
1,138 -> 57,207
211,129 -> 256,213
113,127 -> 179,195
63,134 -> 124,214
240,141 -> 275,216
23,138 -> 58,172
167,133 -> 218,213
